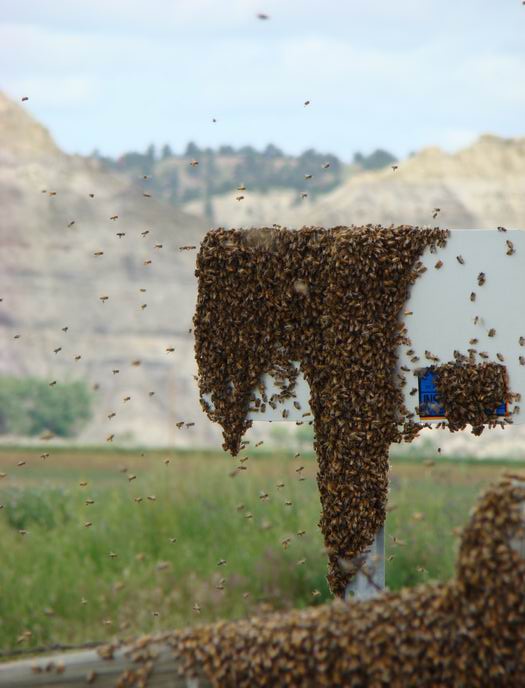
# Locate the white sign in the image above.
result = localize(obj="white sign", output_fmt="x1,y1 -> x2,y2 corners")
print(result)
244,229 -> 524,425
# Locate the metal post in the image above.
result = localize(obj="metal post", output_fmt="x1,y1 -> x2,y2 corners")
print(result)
346,526 -> 385,600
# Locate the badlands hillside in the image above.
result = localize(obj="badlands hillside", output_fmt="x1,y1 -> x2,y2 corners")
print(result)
301,135 -> 525,229
188,135 -> 525,229
0,92 -> 213,447
1,90 -> 525,454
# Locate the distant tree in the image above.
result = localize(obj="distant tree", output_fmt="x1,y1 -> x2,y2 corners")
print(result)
263,143 -> 284,158
145,143 -> 156,163
239,145 -> 257,156
184,141 -> 201,157
161,144 -> 173,159
353,149 -> 397,171
118,151 -> 149,174
96,142 -> 345,198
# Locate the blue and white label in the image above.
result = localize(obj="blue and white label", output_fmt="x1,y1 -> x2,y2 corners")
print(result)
417,368 -> 507,419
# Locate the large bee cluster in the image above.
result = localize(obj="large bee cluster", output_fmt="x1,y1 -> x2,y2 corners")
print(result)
114,479 -> 525,687
193,225 -> 448,596
434,362 -> 508,435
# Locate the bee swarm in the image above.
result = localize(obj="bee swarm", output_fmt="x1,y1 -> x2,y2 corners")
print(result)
193,225 -> 448,596
433,362 -> 508,435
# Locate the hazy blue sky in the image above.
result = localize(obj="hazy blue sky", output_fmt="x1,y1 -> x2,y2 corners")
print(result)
2,0 -> 524,160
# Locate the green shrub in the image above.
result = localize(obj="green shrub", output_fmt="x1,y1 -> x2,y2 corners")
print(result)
0,377 -> 92,437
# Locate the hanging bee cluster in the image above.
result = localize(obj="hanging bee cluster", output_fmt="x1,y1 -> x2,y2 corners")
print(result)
433,362 -> 508,435
111,479 -> 525,687
193,225 -> 448,596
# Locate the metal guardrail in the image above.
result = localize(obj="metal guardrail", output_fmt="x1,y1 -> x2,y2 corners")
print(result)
0,643 -> 208,687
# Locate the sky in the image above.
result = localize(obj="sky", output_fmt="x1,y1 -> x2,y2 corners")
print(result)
1,0 -> 524,161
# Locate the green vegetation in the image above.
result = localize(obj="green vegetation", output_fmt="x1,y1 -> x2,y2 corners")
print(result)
94,143 -> 345,204
0,447 -> 519,654
0,377 -> 92,438
353,148 -> 398,171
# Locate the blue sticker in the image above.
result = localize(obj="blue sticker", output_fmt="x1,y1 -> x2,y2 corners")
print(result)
417,368 -> 506,418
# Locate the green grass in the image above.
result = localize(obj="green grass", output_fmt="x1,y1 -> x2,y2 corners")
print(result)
0,447 -> 521,653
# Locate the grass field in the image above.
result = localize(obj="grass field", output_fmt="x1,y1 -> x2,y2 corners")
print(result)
0,445 -> 523,655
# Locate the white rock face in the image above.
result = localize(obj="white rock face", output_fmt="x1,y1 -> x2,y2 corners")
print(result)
298,135 -> 525,230
0,92 -> 219,447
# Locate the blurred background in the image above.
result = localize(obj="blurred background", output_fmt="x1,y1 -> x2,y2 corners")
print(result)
0,0 -> 525,653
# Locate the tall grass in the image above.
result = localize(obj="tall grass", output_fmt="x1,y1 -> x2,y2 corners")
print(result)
0,448 -> 516,652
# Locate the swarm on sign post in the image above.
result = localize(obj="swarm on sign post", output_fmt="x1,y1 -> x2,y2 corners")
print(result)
193,225 -> 449,596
